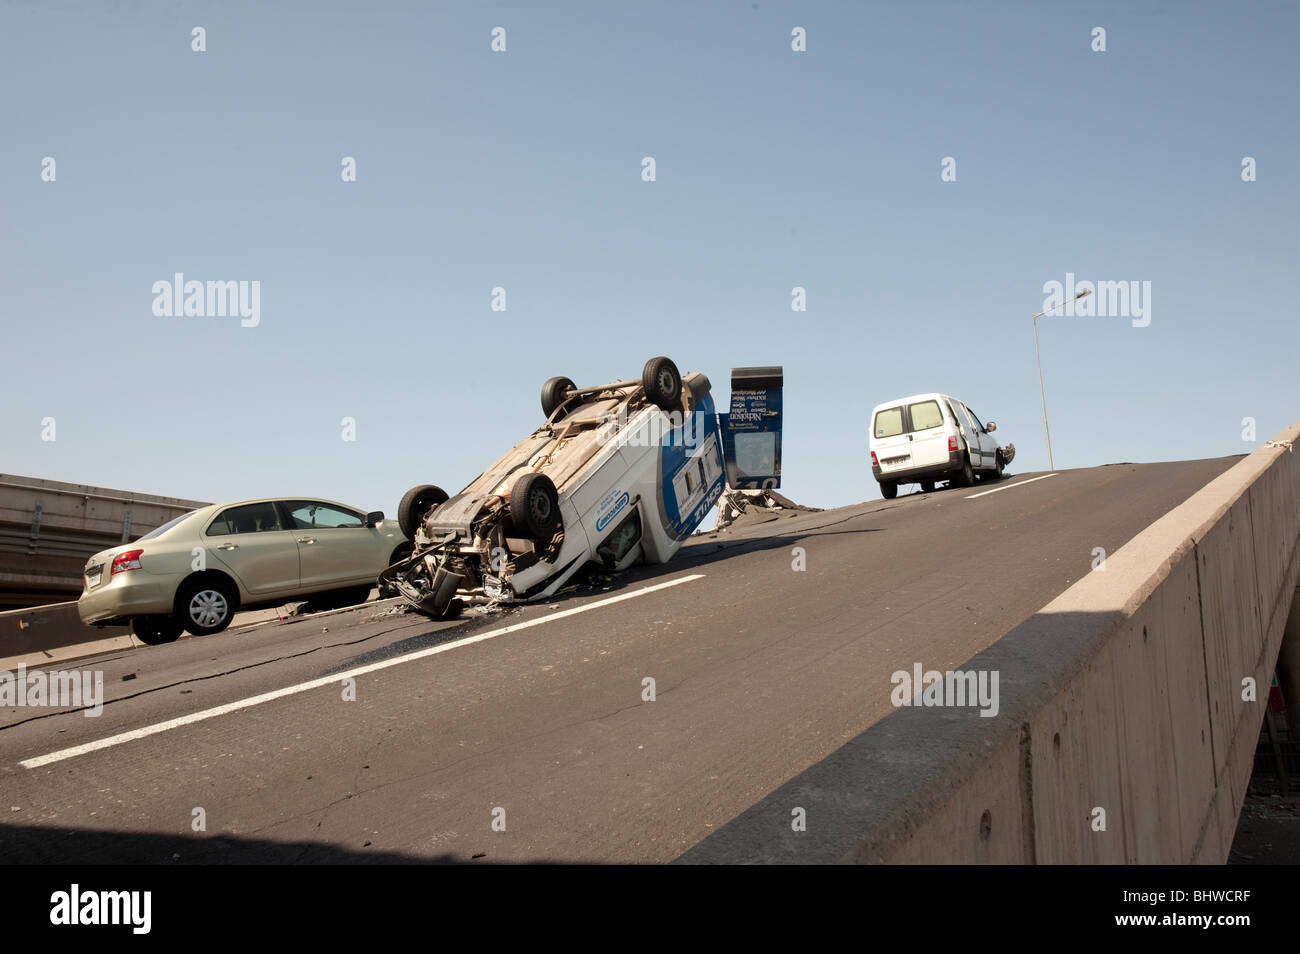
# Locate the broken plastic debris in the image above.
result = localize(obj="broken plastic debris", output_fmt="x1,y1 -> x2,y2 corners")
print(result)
713,487 -> 821,532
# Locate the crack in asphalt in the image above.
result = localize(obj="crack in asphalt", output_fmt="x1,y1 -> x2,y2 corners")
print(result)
237,693 -> 672,843
0,615 -> 436,732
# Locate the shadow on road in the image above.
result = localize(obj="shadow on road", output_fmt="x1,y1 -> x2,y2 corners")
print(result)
0,822 -> 518,864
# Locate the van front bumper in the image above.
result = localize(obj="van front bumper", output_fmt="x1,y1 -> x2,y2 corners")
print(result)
872,449 -> 964,484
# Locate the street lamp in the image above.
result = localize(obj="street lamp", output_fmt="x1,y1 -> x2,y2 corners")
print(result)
1031,288 -> 1091,472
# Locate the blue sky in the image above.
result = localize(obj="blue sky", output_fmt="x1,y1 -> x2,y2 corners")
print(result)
2,0 -> 1296,514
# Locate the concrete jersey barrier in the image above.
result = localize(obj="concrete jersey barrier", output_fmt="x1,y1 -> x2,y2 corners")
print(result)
679,422 -> 1300,864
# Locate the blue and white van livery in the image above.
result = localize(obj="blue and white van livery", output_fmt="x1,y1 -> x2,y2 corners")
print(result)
383,357 -> 727,618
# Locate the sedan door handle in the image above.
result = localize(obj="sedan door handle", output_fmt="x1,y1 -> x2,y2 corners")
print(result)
216,543 -> 238,551
297,537 -> 316,544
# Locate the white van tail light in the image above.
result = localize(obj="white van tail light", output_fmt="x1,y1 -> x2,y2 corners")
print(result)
870,451 -> 879,467
948,436 -> 958,452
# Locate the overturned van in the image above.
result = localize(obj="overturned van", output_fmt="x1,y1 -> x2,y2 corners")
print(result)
382,357 -> 726,618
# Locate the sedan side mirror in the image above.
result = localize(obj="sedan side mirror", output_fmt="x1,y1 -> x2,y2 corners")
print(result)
364,511 -> 384,527
984,421 -> 997,432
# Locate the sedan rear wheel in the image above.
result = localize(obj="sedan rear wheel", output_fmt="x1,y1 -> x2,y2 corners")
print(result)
177,578 -> 238,636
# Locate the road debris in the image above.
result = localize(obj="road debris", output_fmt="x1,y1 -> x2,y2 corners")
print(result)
711,487 -> 821,533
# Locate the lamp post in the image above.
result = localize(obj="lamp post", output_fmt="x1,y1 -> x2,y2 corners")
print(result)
1031,288 -> 1091,472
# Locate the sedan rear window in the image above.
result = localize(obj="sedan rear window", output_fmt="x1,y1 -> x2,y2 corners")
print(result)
908,400 -> 943,431
206,502 -> 283,536
874,407 -> 904,438
136,511 -> 196,542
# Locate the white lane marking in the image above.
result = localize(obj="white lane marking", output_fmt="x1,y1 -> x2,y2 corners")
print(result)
20,573 -> 705,769
965,472 -> 1059,499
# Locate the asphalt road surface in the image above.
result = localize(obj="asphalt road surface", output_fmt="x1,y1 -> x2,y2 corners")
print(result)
0,458 -> 1239,863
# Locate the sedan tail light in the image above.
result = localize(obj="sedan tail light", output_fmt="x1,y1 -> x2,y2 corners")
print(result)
111,549 -> 144,575
948,436 -> 958,452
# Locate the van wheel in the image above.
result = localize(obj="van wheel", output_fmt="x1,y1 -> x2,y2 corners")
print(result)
880,481 -> 898,500
956,456 -> 975,487
131,615 -> 183,646
994,452 -> 1005,478
920,480 -> 935,493
541,376 -> 576,420
510,472 -> 562,540
176,578 -> 238,636
399,484 -> 449,539
641,356 -> 682,411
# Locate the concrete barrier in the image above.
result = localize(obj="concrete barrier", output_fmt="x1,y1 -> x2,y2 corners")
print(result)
0,589 -> 390,669
680,423 -> 1300,864
0,601 -> 132,661
0,474 -> 208,609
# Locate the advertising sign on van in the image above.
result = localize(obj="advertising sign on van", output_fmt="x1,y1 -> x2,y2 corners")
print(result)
719,366 -> 783,490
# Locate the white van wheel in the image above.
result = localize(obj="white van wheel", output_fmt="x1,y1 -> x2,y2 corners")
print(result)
510,472 -> 562,540
641,357 -> 682,411
957,456 -> 975,487
541,376 -> 576,419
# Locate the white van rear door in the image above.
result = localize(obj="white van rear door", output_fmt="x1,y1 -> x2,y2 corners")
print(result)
872,405 -> 912,475
904,398 -> 949,469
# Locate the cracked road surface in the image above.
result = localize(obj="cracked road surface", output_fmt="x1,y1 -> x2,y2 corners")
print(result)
0,458 -> 1237,862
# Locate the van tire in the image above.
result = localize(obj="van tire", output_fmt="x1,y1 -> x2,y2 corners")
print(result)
399,484 -> 449,539
880,481 -> 898,500
641,357 -> 682,411
994,452 -> 1005,478
510,472 -> 561,540
541,376 -> 577,420
956,456 -> 975,487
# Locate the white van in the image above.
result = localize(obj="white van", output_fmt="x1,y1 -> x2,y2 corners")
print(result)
869,393 -> 1014,499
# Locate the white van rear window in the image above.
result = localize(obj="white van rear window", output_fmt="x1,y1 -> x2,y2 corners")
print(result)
909,400 -> 943,431
874,407 -> 904,438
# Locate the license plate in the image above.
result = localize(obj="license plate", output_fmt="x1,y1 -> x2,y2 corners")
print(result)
883,455 -> 911,466
86,569 -> 102,588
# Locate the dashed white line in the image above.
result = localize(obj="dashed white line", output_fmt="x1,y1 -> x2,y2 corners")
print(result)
965,472 -> 1059,499
19,573 -> 706,770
